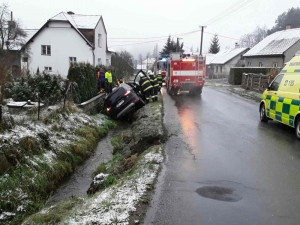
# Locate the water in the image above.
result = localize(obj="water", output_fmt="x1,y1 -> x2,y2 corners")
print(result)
47,124 -> 125,205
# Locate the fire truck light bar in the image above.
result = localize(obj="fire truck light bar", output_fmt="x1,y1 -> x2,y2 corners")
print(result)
182,59 -> 196,62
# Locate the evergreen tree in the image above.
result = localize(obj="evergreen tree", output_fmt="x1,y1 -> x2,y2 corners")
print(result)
160,35 -> 184,57
268,7 -> 300,35
209,34 -> 220,54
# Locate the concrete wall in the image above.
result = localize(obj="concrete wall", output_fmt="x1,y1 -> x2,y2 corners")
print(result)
22,21 -> 94,78
78,93 -> 105,115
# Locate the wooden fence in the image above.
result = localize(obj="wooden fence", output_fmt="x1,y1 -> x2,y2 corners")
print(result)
241,73 -> 276,92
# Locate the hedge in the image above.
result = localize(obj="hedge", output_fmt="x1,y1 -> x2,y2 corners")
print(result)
228,67 -> 281,85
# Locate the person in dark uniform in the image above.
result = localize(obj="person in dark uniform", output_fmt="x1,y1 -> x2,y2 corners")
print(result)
148,70 -> 158,102
138,72 -> 153,104
157,70 -> 163,92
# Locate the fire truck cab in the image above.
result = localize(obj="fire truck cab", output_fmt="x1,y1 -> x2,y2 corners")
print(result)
165,52 -> 205,95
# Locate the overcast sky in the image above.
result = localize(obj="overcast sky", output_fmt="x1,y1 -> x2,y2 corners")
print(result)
5,0 -> 300,58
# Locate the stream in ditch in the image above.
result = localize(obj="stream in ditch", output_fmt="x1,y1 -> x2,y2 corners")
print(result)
47,122 -> 126,205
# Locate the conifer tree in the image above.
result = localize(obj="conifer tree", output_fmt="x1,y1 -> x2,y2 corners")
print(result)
160,35 -> 184,57
209,34 -> 220,54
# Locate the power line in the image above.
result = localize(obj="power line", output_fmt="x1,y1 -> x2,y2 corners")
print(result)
206,0 -> 256,25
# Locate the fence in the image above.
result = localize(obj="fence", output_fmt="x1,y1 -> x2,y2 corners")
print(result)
241,73 -> 276,92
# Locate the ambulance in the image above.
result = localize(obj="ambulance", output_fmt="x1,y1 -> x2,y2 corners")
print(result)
260,51 -> 300,138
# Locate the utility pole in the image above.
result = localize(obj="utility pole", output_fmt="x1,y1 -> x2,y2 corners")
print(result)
176,37 -> 182,52
199,26 -> 206,56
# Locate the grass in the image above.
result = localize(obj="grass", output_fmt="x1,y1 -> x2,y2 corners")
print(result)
23,197 -> 83,225
0,117 -> 117,224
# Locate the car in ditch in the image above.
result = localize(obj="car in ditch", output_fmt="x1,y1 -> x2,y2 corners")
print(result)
104,83 -> 145,120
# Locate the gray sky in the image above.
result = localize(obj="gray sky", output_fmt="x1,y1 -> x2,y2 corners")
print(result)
5,0 -> 300,58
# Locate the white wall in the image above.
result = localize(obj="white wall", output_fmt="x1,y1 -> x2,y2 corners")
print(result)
94,18 -> 107,66
23,21 -> 93,78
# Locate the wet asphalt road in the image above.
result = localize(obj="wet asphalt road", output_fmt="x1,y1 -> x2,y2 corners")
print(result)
143,87 -> 300,225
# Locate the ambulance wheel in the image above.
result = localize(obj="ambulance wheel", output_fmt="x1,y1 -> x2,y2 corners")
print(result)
260,103 -> 268,122
296,119 -> 300,139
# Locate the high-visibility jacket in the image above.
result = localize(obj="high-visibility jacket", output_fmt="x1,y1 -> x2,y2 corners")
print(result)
157,74 -> 163,86
105,72 -> 113,83
139,76 -> 153,92
117,80 -> 123,86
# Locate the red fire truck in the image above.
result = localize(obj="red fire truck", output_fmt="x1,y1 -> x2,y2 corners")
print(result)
165,53 -> 205,95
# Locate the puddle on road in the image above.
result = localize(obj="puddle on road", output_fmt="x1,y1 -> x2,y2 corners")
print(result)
47,122 -> 126,205
196,186 -> 242,202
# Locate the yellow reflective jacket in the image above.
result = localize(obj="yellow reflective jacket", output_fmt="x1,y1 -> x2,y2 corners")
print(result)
105,72 -> 113,83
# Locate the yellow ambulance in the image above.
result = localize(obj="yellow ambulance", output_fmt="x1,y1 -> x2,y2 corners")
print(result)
260,52 -> 300,138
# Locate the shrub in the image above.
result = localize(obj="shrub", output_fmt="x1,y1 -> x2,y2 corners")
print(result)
5,73 -> 65,105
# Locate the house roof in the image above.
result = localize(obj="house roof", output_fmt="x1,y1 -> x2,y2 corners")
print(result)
22,12 -> 105,50
50,12 -> 101,29
204,53 -> 216,65
244,28 -> 300,57
209,47 -> 248,65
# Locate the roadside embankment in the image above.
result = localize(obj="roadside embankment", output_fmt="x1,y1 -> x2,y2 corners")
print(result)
23,99 -> 165,225
0,103 -> 116,224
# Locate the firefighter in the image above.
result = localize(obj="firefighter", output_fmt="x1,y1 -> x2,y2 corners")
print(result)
117,77 -> 124,86
97,70 -> 105,93
148,70 -> 158,102
138,72 -> 153,103
157,70 -> 163,92
105,69 -> 113,93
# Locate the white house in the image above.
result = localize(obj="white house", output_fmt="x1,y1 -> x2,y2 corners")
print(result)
206,46 -> 249,78
243,27 -> 300,68
21,11 -> 112,78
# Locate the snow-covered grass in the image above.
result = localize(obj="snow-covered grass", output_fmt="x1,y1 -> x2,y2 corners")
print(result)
23,146 -> 164,225
0,103 -> 116,224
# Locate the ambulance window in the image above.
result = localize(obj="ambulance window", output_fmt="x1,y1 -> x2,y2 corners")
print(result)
269,75 -> 284,91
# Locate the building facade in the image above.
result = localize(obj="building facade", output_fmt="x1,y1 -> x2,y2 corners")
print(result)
244,28 -> 300,68
21,12 -> 112,78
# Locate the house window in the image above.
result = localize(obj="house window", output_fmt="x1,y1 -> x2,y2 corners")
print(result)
69,57 -> 77,64
41,45 -> 51,55
98,58 -> 102,65
22,57 -> 28,63
98,34 -> 102,48
220,66 -> 222,73
259,62 -> 263,67
215,66 -> 218,73
44,66 -> 52,72
247,61 -> 251,67
273,62 -> 278,67
106,59 -> 110,66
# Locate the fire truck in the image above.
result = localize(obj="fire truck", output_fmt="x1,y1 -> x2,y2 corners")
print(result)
165,52 -> 205,95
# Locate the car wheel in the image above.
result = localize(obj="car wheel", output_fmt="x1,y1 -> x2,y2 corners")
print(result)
260,103 -> 268,122
296,119 -> 300,139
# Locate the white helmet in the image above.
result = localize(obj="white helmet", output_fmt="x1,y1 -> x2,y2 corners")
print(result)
147,70 -> 153,75
158,70 -> 162,74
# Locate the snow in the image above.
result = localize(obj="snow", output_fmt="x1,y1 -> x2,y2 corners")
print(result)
51,12 -> 101,29
209,47 -> 248,65
244,28 -> 300,57
64,148 -> 163,225
0,105 -> 106,220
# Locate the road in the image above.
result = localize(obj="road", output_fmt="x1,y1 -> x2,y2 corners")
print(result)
143,87 -> 300,225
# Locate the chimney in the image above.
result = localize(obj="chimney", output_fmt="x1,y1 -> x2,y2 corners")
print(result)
67,11 -> 75,15
286,24 -> 291,30
235,42 -> 240,48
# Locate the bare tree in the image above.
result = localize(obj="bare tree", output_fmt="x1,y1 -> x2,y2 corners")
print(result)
0,3 -> 27,102
240,26 -> 268,48
111,50 -> 134,80
0,3 -> 26,51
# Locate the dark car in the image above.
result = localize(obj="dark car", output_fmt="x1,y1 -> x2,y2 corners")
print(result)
104,83 -> 145,119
